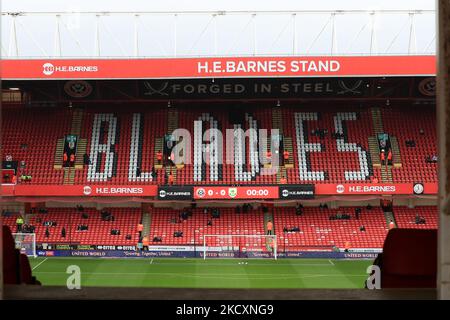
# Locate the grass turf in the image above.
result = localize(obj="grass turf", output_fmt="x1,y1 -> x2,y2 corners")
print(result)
29,257 -> 373,289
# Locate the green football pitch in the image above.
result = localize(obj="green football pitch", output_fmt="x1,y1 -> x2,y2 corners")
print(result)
29,257 -> 373,289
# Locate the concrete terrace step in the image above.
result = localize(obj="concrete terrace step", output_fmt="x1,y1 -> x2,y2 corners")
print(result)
390,136 -> 403,168
53,138 -> 65,169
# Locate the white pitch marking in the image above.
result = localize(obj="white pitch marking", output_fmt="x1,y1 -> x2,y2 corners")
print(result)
32,258 -> 48,271
32,271 -> 366,280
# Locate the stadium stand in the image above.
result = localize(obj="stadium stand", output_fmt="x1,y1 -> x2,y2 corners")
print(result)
283,108 -> 374,184
2,108 -> 71,184
2,206 -> 438,250
73,108 -> 168,185
3,208 -> 142,245
274,206 -> 388,249
149,207 -> 267,249
381,106 -> 438,183
393,206 -> 438,229
1,105 -> 438,186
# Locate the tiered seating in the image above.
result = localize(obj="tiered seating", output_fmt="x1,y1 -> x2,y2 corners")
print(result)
149,208 -> 266,250
3,208 -> 141,245
2,206 -> 437,249
294,112 -> 325,181
86,113 -> 118,182
193,113 -> 222,182
180,107 -> 277,185
2,105 -> 437,186
233,113 -> 259,182
2,108 -> 71,184
74,108 -> 168,185
2,213 -> 20,233
394,206 -> 438,229
382,106 -> 437,183
283,107 -> 376,184
273,206 -> 388,249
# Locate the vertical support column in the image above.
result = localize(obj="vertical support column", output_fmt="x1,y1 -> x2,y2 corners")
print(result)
134,14 -> 140,57
94,14 -> 101,56
8,15 -> 19,57
213,14 -> 218,56
369,12 -> 377,55
438,0 -> 450,300
331,13 -> 337,55
408,13 -> 417,54
174,14 -> 178,57
292,13 -> 297,55
54,14 -> 62,57
252,13 -> 257,56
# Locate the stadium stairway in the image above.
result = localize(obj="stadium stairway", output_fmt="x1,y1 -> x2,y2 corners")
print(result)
59,109 -> 87,184
153,137 -> 164,169
264,135 -> 272,169
283,137 -> 294,168
273,107 -> 281,179
166,109 -> 180,182
165,166 -> 177,184
142,211 -> 151,238
272,107 -> 283,134
368,137 -> 381,168
167,109 -> 179,134
277,167 -> 287,183
384,211 -> 398,228
381,165 -> 393,183
70,109 -> 83,136
63,167 -> 76,185
273,106 -> 291,182
371,107 -> 403,180
53,138 -> 64,169
370,106 -> 397,184
74,139 -> 87,169
371,108 -> 384,134
70,109 -> 87,181
369,108 -> 384,173
389,136 -> 403,168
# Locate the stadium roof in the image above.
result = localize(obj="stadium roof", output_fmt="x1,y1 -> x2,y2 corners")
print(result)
1,9 -> 436,59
